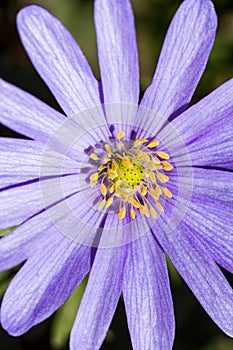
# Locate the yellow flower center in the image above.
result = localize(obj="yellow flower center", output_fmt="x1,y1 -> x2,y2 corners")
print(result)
89,131 -> 173,220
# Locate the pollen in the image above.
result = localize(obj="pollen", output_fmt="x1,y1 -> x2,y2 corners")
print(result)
88,131 -> 173,220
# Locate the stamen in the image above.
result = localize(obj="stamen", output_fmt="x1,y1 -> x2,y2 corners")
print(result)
117,131 -> 125,140
133,138 -> 148,147
100,182 -> 107,196
89,132 -> 173,221
150,207 -> 157,218
156,202 -> 164,212
163,187 -> 172,198
147,140 -> 160,148
130,208 -> 136,219
157,173 -> 169,183
90,153 -> 99,161
106,197 -> 114,208
156,151 -> 170,160
98,199 -> 106,211
162,161 -> 173,171
118,206 -> 126,219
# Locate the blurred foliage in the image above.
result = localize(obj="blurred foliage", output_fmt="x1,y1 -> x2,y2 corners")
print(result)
0,0 -> 233,349
50,278 -> 87,350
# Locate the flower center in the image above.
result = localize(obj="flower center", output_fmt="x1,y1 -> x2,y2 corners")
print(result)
89,131 -> 173,220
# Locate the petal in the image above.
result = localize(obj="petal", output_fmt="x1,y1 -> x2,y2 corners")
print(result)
141,0 -> 217,120
161,78 -> 233,169
17,5 -> 101,116
0,173 -> 82,229
191,167 -> 233,205
70,245 -> 126,350
182,168 -> 233,273
1,232 -> 91,335
0,211 -> 58,271
122,231 -> 175,350
154,224 -> 233,336
184,202 -> 233,274
0,78 -> 66,143
94,0 -> 139,105
0,138 -> 80,187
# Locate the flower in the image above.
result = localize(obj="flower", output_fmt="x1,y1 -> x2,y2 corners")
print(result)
0,0 -> 232,349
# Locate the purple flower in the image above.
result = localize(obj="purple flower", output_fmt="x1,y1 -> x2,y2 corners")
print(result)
0,0 -> 232,349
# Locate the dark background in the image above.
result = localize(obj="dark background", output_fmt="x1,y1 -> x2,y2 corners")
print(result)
0,0 -> 233,349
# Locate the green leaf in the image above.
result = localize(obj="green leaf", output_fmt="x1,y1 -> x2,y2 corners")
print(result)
50,276 -> 88,349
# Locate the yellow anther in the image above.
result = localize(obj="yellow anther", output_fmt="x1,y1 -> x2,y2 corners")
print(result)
134,139 -> 142,147
133,138 -> 148,147
89,173 -> 98,183
108,171 -> 117,180
118,206 -> 126,219
117,143 -> 124,150
90,153 -> 99,161
149,171 -> 156,183
139,204 -> 148,216
163,187 -> 172,198
156,202 -> 164,212
142,152 -> 150,163
148,161 -> 156,170
157,172 -> 169,183
139,205 -> 144,214
162,161 -> 173,171
117,168 -> 124,177
130,198 -> 140,208
130,208 -> 136,220
105,144 -> 112,153
152,156 -> 161,164
109,184 -> 115,193
111,161 -> 117,171
156,151 -> 170,160
98,199 -> 106,211
150,185 -> 162,200
98,165 -> 105,172
147,140 -> 160,148
122,158 -> 132,168
143,204 -> 150,217
117,131 -> 125,139
141,187 -> 147,196
150,207 -> 157,218
155,185 -> 162,197
155,164 -> 163,170
100,182 -> 107,196
106,197 -> 114,208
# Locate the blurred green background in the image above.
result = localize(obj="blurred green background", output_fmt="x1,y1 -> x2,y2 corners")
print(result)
0,0 -> 233,349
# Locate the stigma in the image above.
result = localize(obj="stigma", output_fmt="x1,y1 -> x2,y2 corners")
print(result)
89,131 -> 173,220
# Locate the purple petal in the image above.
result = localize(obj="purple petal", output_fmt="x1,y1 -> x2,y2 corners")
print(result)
0,211 -> 60,271
70,245 -> 126,350
182,168 -> 233,273
0,173 -> 82,229
17,5 -> 101,116
185,202 -> 233,274
141,0 -> 217,119
122,231 -> 174,350
154,224 -> 233,336
94,0 -> 139,105
0,138 -> 81,188
1,232 -> 91,336
161,78 -> 233,169
0,78 -> 66,143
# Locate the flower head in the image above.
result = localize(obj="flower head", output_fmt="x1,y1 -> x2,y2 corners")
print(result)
0,0 -> 232,349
